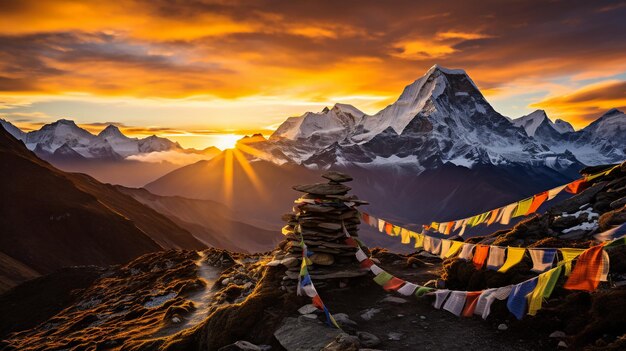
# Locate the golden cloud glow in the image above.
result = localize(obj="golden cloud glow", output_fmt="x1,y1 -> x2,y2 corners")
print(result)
0,0 -> 625,147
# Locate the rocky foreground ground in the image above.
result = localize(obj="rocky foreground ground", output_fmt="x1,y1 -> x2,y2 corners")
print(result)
1,165 -> 625,351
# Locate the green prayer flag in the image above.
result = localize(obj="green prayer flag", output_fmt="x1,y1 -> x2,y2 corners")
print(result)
543,266 -> 562,299
373,271 -> 393,286
415,286 -> 435,297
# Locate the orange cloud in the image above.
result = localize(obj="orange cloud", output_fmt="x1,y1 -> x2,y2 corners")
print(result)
532,80 -> 626,127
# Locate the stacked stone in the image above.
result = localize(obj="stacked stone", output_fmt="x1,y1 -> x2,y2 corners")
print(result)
276,171 -> 370,292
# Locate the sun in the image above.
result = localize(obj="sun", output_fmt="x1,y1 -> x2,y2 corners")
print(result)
213,133 -> 241,150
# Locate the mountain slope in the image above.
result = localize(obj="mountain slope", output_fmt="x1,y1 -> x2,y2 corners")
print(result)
0,125 -> 205,291
118,187 -> 281,253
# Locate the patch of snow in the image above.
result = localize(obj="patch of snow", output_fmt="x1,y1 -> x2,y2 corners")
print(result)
143,292 -> 177,308
562,221 -> 598,233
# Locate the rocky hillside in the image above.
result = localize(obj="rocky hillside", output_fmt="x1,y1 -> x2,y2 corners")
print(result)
2,167 -> 625,350
0,125 -> 205,292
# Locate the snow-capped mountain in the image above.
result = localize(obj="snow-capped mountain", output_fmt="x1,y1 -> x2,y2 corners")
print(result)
511,110 -> 574,137
0,119 -> 186,161
254,65 -> 606,172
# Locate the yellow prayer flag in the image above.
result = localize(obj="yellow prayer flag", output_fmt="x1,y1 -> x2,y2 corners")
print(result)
513,197 -> 533,218
498,247 -> 526,273
559,248 -> 586,276
528,266 -> 562,316
444,241 -> 464,258
400,228 -> 411,244
414,233 -> 424,249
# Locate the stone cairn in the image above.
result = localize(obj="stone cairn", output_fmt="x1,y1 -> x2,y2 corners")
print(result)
275,171 -> 370,293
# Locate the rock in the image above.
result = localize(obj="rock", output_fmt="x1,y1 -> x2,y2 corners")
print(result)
217,340 -> 262,351
387,332 -> 403,341
397,314 -> 404,317
419,315 -> 426,320
310,253 -> 335,266
293,183 -> 351,195
360,308 -> 381,321
549,331 -> 567,338
274,317 -> 341,351
497,323 -> 508,331
302,314 -> 318,320
298,304 -> 318,315
381,296 -> 407,304
333,313 -> 358,330
171,316 -> 181,323
357,331 -> 381,347
610,197 -> 626,209
558,341 -> 568,348
222,278 -> 231,286
322,333 -> 360,351
322,171 -> 353,183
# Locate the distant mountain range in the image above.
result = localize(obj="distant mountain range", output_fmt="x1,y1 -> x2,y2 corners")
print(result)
0,118 -> 220,161
248,65 -> 624,170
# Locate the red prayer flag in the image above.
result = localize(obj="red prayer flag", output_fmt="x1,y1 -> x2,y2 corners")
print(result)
344,237 -> 357,247
312,295 -> 324,310
526,191 -> 548,215
472,245 -> 490,270
462,291 -> 482,317
360,258 -> 374,269
362,212 -> 370,224
564,244 -> 606,292
382,277 -> 405,291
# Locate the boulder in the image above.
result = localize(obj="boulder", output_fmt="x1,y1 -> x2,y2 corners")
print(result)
274,316 -> 341,351
322,171 -> 353,183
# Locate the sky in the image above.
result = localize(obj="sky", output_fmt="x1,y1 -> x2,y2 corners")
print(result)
0,0 -> 625,149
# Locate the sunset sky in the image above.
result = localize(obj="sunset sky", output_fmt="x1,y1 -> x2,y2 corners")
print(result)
1,0 -> 625,149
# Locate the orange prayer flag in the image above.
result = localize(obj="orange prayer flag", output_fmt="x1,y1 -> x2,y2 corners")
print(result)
383,277 -> 405,291
362,212 -> 370,224
526,191 -> 548,215
445,221 -> 454,235
472,245 -> 490,270
487,208 -> 500,225
565,178 -> 587,194
384,222 -> 393,235
462,291 -> 482,317
564,244 -> 606,291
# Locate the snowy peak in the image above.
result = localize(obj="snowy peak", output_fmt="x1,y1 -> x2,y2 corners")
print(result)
98,125 -> 127,139
553,119 -> 575,134
0,118 -> 25,139
582,108 -> 626,146
270,103 -> 365,141
513,110 -> 575,136
512,110 -> 549,136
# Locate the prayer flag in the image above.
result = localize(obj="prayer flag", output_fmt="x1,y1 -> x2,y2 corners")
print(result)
415,286 -> 435,297
453,220 -> 463,231
458,243 -> 475,260
433,289 -> 451,309
527,266 -> 562,316
373,271 -> 394,286
600,250 -> 610,282
355,248 -> 368,262
500,203 -> 518,225
360,258 -> 374,269
559,248 -> 585,275
312,295 -> 324,310
440,239 -> 453,259
383,277 -> 405,291
301,284 -> 318,298
400,228 -> 411,244
462,291 -> 482,317
443,291 -> 467,316
507,277 -> 538,320
474,286 -> 513,319
547,184 -> 567,200
498,247 -> 526,273
423,235 -> 433,253
565,178 -> 587,194
361,212 -> 370,225
430,237 -> 442,255
414,233 -> 424,249
472,245 -> 490,270
392,225 -> 401,236
378,219 -> 385,233
445,241 -> 464,258
528,248 -> 557,272
445,221 -> 454,235
397,282 -> 418,296
594,222 -> 626,242
487,208 -> 501,225
513,197 -> 533,218
439,222 -> 448,234
526,191 -> 548,215
370,264 -> 384,276
486,246 -> 506,270
384,222 -> 393,236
